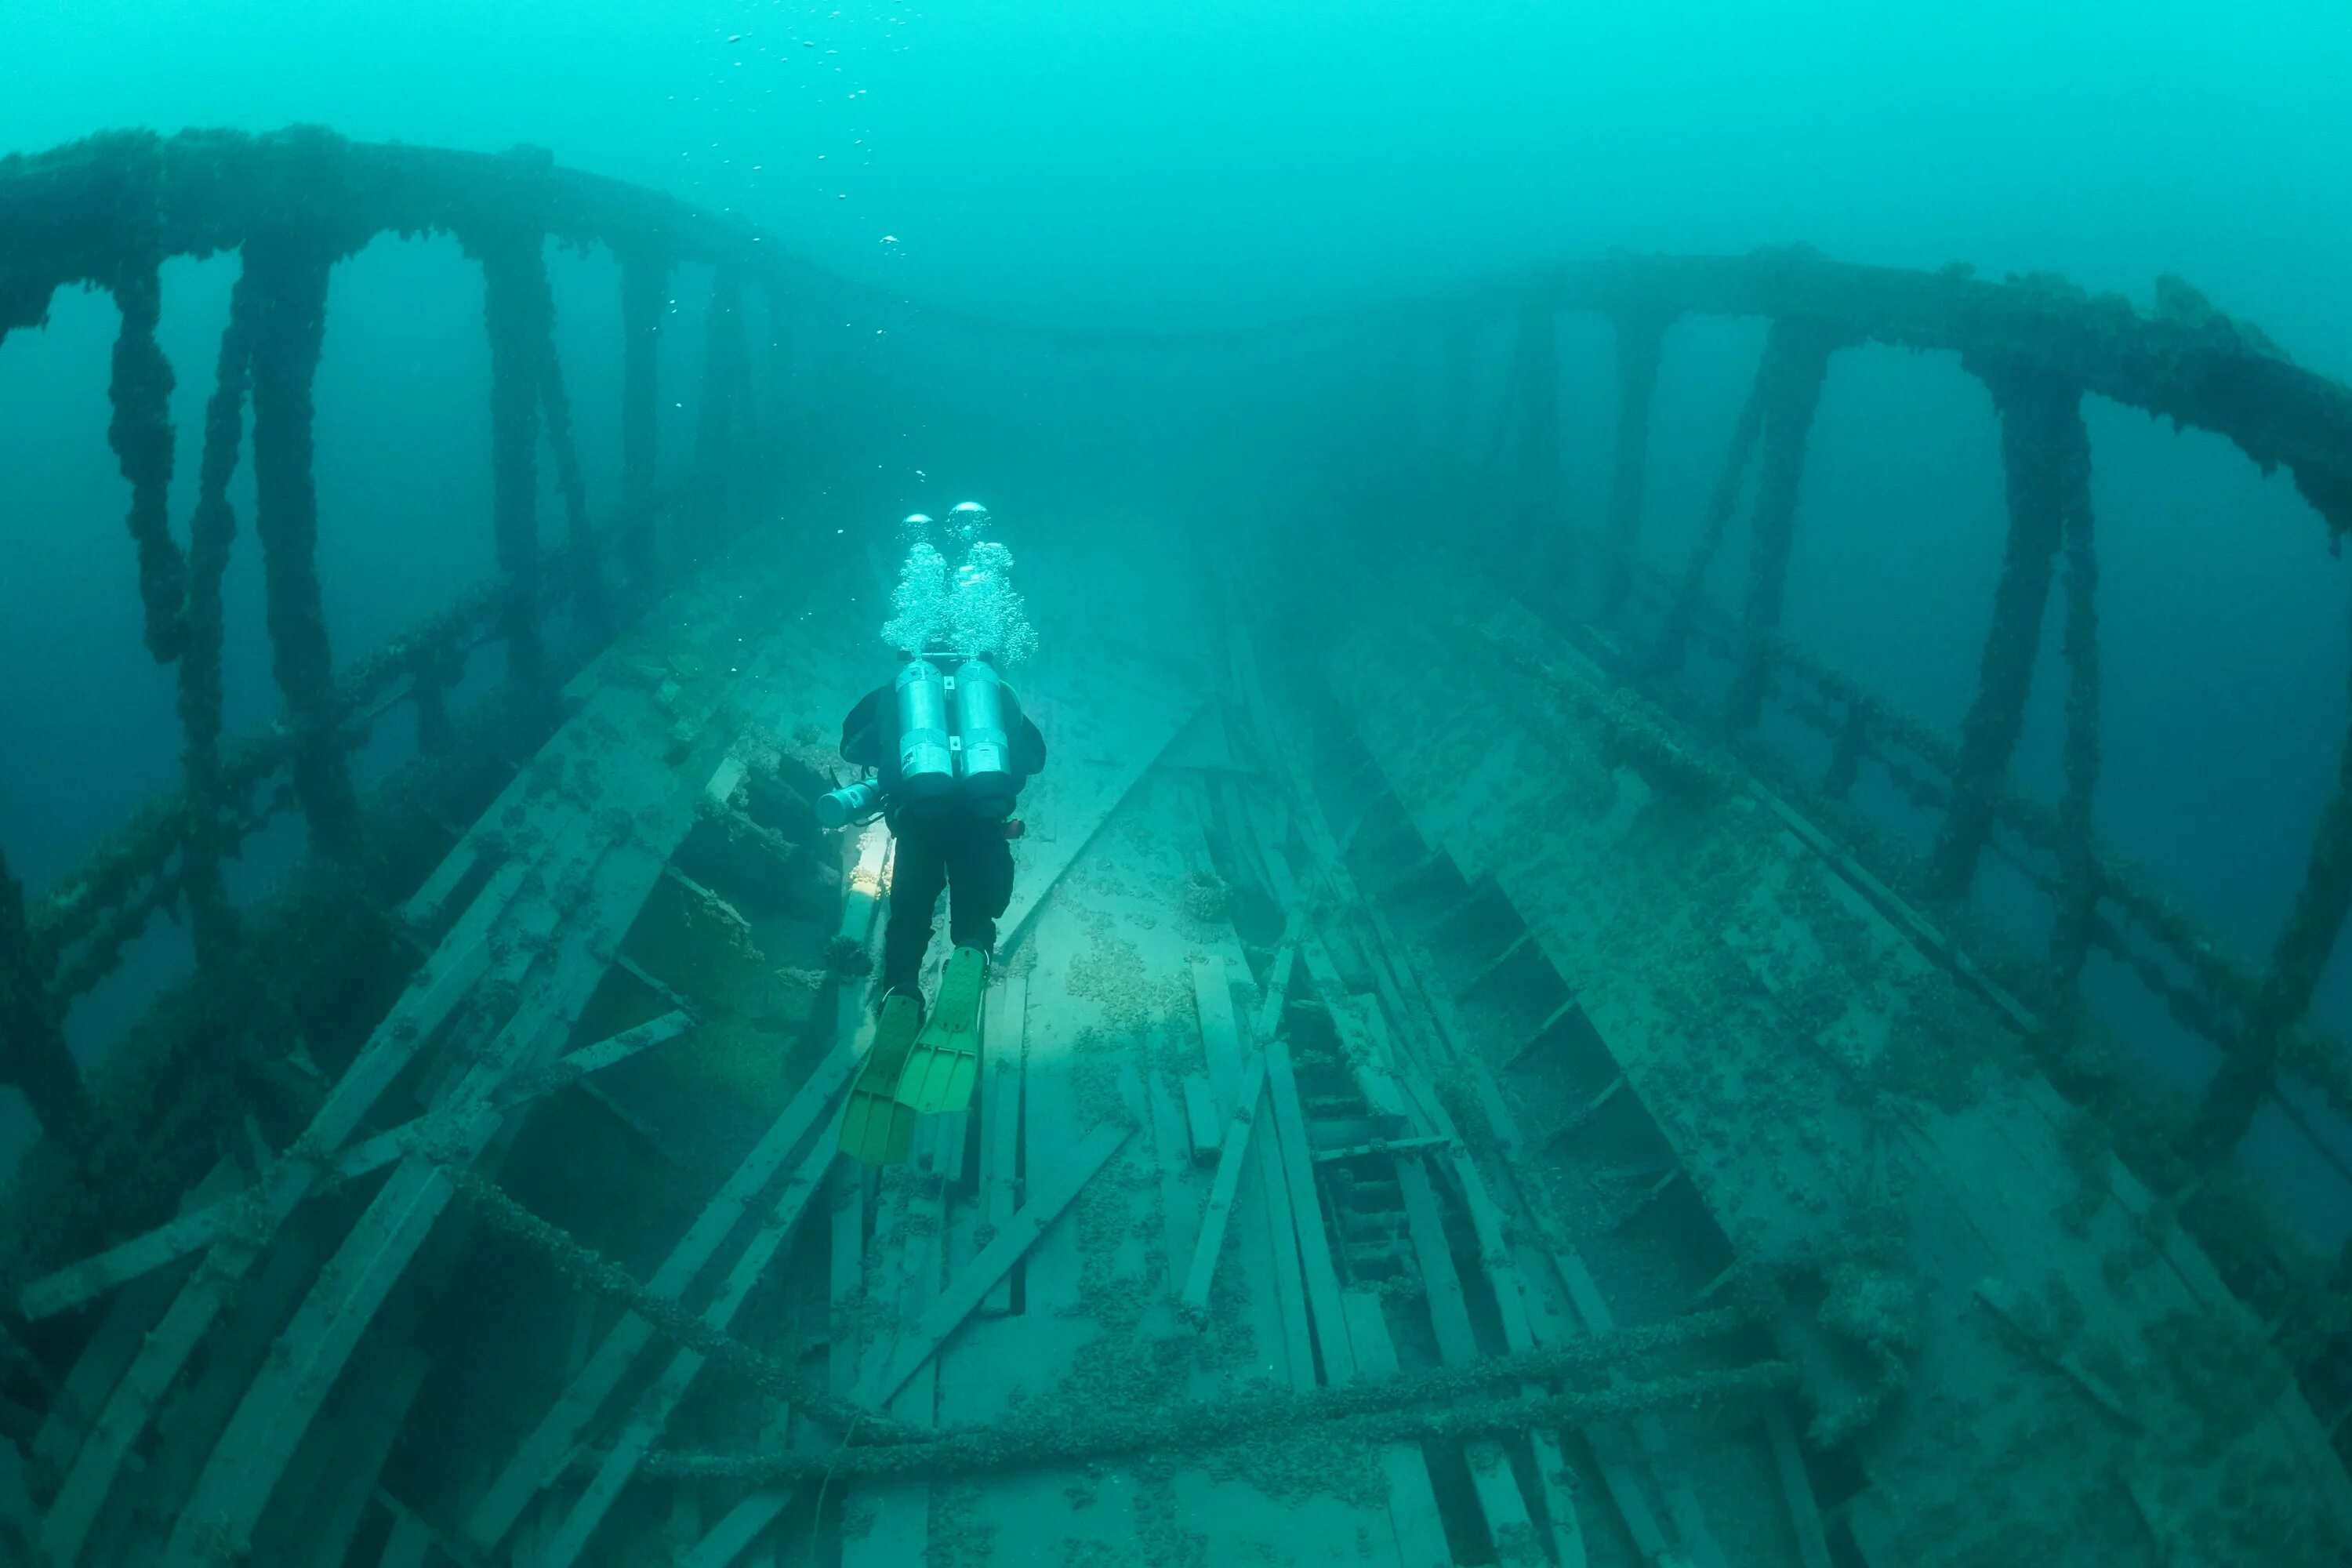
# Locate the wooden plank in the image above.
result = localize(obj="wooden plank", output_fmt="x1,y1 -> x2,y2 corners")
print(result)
829,1163 -> 866,1403
1253,1088 -> 1318,1392
855,1122 -> 1131,1409
1182,1073 -> 1223,1160
844,1152 -> 928,1568
138,1232 -> 326,1534
1764,1404 -> 1836,1568
20,1010 -> 693,1320
1396,1159 -> 1478,1364
1179,1051 -> 1267,1316
539,1131 -> 839,1567
1253,925 -> 1303,1042
932,1089 -> 972,1186
1296,939 -> 1366,1043
1216,877 -> 1315,1397
887,1132 -> 947,1543
1264,1036 -> 1356,1381
31,1263 -> 182,1475
38,836 -> 545,1568
463,1038 -> 857,1551
1398,1156 -> 1544,1563
280,1345 -> 431,1568
1149,1074 -> 1203,1298
977,974 -> 1025,1316
706,753 -> 749,807
376,1508 -> 434,1568
399,834 -> 483,940
1472,1258 -> 1585,1564
1191,956 -> 1247,1107
162,824 -> 683,1568
398,686 -> 633,931
1345,1292 -> 1455,1568
1413,1105 -> 1589,1568
685,1494 -> 789,1568
1187,948 -> 1311,1381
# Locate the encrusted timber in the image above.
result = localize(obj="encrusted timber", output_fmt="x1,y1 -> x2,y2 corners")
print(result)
644,1311 -> 1772,1484
1535,248 -> 2352,538
27,518 -> 637,1007
5,132 -> 2346,530
0,127 -> 794,336
1598,524 -> 2352,1131
1925,367 -> 2083,905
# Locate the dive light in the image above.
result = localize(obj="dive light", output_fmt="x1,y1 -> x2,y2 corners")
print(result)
816,779 -> 884,829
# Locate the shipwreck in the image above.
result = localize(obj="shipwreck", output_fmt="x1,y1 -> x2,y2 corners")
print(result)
1,128 -> 2350,1566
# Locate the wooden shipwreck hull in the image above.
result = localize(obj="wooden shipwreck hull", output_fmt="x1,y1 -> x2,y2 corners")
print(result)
6,126 -> 2352,1568
3,520 -> 1774,1567
2,518 -> 2342,1567
1290,546 -> 2352,1566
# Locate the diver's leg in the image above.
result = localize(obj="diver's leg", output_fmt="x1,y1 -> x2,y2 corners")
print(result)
945,825 -> 1016,957
879,826 -> 948,997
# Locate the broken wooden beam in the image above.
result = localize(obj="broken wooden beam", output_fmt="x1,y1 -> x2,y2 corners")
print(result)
537,1130 -> 838,1568
39,835 -> 543,1568
855,1120 -> 1131,1410
1263,1035 -> 1357,1383
1342,1290 -> 1456,1568
1179,1051 -> 1267,1318
977,974 -> 1026,1316
20,1010 -> 695,1321
462,1042 -> 857,1551
161,819 -> 688,1568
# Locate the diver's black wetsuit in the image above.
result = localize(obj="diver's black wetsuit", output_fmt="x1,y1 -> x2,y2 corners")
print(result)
840,679 -> 1047,997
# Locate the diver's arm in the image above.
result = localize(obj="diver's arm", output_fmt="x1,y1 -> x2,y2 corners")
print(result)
840,689 -> 884,768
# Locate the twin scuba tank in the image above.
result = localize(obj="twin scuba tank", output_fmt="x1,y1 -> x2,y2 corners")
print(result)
895,653 -> 1019,823
816,653 -> 1018,829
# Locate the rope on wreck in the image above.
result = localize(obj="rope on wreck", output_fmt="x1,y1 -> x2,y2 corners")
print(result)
641,1306 -> 1776,1483
445,1165 -> 911,1443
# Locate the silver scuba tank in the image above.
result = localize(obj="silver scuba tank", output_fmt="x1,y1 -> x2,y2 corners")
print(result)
950,657 -> 1017,816
894,657 -> 955,814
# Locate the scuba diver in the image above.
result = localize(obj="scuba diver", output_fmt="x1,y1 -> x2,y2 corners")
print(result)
834,645 -> 1047,1004
822,505 -> 1046,1164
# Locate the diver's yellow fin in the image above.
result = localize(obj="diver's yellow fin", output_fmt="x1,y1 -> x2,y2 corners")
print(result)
840,992 -> 921,1165
895,946 -> 987,1116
